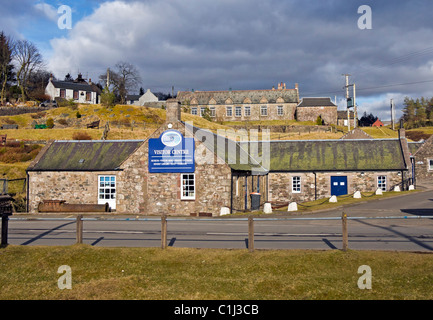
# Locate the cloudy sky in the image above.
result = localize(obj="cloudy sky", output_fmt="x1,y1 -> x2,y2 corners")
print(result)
2,0 -> 433,120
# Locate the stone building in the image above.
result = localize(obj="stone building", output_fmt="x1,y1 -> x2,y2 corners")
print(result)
26,99 -> 413,215
296,97 -> 337,125
238,132 -> 412,206
26,99 -> 267,216
177,82 -> 300,122
337,110 -> 356,127
410,134 -> 433,183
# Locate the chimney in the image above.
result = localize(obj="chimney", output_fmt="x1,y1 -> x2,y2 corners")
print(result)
166,98 -> 181,123
398,120 -> 405,139
49,74 -> 53,82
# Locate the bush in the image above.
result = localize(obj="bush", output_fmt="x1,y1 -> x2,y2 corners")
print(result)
76,111 -> 81,118
101,87 -> 116,108
72,132 -> 92,140
46,118 -> 54,128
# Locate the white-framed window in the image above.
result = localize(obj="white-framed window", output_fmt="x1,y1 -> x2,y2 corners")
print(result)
181,173 -> 195,200
261,105 -> 268,116
235,106 -> 242,117
226,106 -> 232,117
200,107 -> 206,117
244,106 -> 251,116
377,175 -> 387,191
191,107 -> 198,115
292,176 -> 301,193
429,159 -> 433,171
210,107 -> 216,117
277,105 -> 284,116
98,175 -> 116,209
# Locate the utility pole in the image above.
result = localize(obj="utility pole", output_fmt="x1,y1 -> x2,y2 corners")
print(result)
391,99 -> 395,130
343,74 -> 351,131
353,83 -> 357,128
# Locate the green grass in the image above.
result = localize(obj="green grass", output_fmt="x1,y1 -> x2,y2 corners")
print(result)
0,245 -> 432,300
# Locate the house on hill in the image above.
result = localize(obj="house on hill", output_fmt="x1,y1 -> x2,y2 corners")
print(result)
126,89 -> 159,106
177,82 -> 300,122
26,99 -> 414,216
296,97 -> 337,125
45,74 -> 101,104
372,119 -> 384,127
337,110 -> 356,127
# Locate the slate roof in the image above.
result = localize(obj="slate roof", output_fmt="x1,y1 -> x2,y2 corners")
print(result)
408,141 -> 424,155
27,140 -> 144,171
337,110 -> 354,119
297,97 -> 337,107
184,122 -> 268,174
239,139 -> 408,172
51,80 -> 101,93
177,88 -> 299,105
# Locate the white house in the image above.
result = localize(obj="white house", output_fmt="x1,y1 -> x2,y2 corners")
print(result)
45,74 -> 101,104
127,89 -> 159,106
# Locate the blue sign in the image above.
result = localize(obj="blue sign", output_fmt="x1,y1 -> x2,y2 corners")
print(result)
148,130 -> 195,173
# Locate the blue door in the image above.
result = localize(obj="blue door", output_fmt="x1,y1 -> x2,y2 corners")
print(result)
331,176 -> 348,196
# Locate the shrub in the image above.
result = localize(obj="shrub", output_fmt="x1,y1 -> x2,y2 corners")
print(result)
72,132 -> 92,140
76,111 -> 81,118
101,87 -> 116,108
46,117 -> 54,128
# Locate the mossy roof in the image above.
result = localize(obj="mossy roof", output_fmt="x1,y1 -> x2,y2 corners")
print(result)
27,140 -> 144,171
240,139 -> 408,172
184,122 -> 268,174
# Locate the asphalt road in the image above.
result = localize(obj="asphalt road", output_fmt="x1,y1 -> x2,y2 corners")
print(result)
5,189 -> 433,252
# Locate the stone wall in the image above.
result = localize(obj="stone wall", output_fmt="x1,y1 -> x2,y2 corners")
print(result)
28,120 -> 234,216
296,106 -> 337,125
414,136 -> 433,182
195,103 -> 298,122
267,171 -> 405,204
28,171 -> 106,212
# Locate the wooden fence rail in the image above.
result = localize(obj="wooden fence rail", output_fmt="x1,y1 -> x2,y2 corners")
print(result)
3,214 -> 430,250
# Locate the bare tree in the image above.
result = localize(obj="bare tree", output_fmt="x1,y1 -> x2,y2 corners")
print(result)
14,39 -> 44,102
0,31 -> 15,105
99,61 -> 141,104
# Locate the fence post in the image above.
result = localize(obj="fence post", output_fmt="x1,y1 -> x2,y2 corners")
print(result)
1,214 -> 8,246
161,215 -> 167,249
76,214 -> 83,244
248,216 -> 255,252
342,212 -> 348,251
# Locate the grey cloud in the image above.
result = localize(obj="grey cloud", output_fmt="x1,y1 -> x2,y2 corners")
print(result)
41,0 -> 433,119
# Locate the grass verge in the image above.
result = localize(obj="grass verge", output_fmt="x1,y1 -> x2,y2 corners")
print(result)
0,245 -> 432,300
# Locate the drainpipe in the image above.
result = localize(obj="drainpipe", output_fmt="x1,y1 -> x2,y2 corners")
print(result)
230,173 -> 233,214
26,171 -> 29,213
401,170 -> 404,190
313,172 -> 317,200
245,175 -> 248,211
